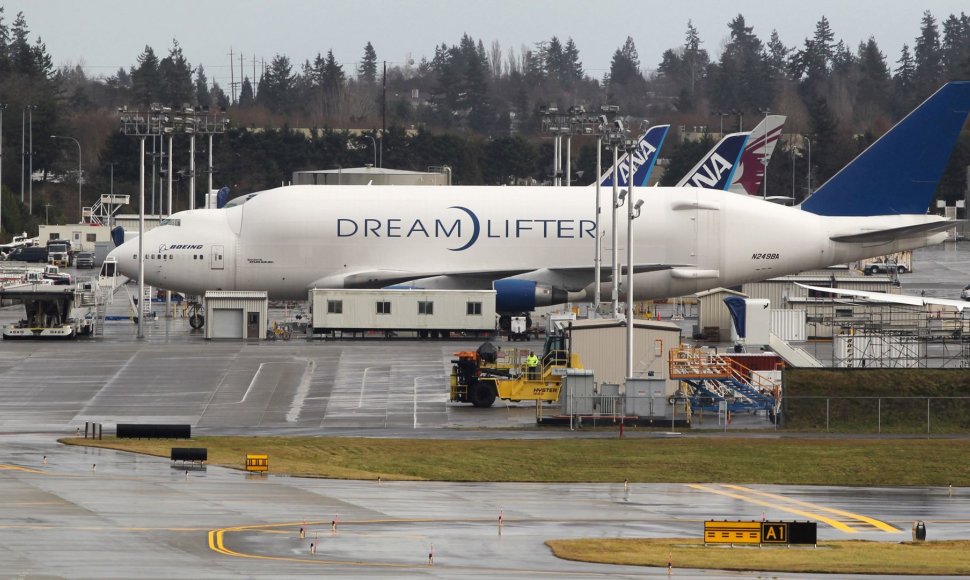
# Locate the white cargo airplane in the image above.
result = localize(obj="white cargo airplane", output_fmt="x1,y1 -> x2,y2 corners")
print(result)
110,82 -> 969,315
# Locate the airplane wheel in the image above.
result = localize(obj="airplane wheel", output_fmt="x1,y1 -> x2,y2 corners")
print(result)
471,380 -> 497,408
189,314 -> 205,329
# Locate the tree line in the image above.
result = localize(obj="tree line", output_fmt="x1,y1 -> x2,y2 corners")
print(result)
1,6 -> 970,240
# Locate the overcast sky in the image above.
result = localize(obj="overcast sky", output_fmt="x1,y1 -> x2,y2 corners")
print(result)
3,0 -> 968,89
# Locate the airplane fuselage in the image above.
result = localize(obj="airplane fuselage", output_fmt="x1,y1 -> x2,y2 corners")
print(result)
112,185 -> 948,302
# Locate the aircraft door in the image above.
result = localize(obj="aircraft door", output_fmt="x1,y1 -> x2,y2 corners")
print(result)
211,245 -> 225,270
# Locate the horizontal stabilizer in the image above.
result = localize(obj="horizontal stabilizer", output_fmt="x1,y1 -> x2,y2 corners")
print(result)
829,220 -> 957,243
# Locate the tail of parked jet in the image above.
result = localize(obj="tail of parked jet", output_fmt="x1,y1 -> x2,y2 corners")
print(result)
800,81 -> 970,217
598,124 -> 670,187
728,115 -> 786,196
675,132 -> 748,189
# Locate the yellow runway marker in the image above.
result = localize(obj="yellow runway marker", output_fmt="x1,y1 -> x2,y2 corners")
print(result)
0,464 -> 47,474
722,484 -> 899,533
688,484 -> 855,533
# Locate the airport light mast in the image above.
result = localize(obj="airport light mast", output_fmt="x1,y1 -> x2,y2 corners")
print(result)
119,105 -> 165,339
541,105 -> 621,317
624,136 -> 643,381
604,119 -> 628,319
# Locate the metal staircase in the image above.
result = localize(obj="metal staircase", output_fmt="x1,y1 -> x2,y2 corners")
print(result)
669,346 -> 777,413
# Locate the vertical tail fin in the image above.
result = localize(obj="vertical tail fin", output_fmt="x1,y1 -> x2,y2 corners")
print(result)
676,132 -> 749,189
599,124 -> 670,187
800,82 -> 970,216
729,115 -> 787,196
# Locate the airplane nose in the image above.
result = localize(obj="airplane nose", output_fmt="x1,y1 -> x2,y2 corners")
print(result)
108,241 -> 135,277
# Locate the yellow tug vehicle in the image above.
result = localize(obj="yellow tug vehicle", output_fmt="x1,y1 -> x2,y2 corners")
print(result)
450,334 -> 582,407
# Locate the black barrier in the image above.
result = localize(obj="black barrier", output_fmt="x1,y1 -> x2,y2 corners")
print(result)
170,448 -> 207,462
761,521 -> 817,545
116,424 -> 191,439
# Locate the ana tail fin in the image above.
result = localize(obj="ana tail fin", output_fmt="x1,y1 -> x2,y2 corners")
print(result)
676,132 -> 748,189
599,124 -> 669,187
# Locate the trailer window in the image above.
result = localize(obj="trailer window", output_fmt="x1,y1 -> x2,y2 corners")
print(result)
418,301 -> 434,315
327,300 -> 342,314
466,301 -> 482,315
376,301 -> 391,315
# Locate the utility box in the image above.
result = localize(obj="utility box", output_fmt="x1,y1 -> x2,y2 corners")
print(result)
561,369 -> 594,415
625,378 -> 669,418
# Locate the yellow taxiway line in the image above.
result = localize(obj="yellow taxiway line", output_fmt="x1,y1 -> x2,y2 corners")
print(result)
688,484 -> 898,533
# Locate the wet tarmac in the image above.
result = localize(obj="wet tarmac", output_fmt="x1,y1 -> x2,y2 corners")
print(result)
1,242 -> 969,577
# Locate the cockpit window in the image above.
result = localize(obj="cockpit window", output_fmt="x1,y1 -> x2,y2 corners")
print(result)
160,218 -> 181,226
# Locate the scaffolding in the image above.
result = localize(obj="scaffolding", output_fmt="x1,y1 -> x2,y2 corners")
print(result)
801,298 -> 970,368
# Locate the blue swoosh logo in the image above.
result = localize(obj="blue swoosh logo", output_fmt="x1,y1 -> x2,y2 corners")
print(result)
448,205 -> 479,251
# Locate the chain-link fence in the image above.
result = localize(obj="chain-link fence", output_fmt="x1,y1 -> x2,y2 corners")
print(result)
782,396 -> 970,433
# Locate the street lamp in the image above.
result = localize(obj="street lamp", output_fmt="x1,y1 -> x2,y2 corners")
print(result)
758,108 -> 770,200
27,105 -> 36,214
804,136 -> 812,198
361,135 -> 377,167
51,135 -> 82,222
0,103 -> 6,237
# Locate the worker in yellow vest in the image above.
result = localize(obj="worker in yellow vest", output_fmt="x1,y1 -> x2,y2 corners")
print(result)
526,351 -> 539,379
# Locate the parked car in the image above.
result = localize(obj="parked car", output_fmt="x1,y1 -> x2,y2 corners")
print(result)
863,261 -> 908,275
5,246 -> 48,263
961,284 -> 970,301
75,252 -> 95,269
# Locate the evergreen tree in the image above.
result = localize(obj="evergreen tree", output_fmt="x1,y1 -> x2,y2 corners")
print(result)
831,40 -> 854,74
766,30 -> 789,79
708,15 -> 772,115
131,45 -> 161,105
158,40 -> 193,107
893,44 -> 916,113
940,13 -> 970,78
561,38 -> 583,87
9,11 -> 33,74
0,7 -> 9,75
238,77 -> 254,107
320,49 -> 346,90
791,16 -> 835,86
257,54 -> 293,113
608,36 -> 641,86
913,10 -> 943,92
856,37 -> 891,121
210,82 -> 229,109
358,41 -> 378,83
545,36 -> 565,82
195,65 -> 210,107
524,41 -> 546,86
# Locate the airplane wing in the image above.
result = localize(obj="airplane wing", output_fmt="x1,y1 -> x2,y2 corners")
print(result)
829,220 -> 958,243
795,283 -> 970,312
308,263 -> 684,292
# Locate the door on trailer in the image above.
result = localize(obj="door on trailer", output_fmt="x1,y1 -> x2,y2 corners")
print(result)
211,245 -> 224,270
